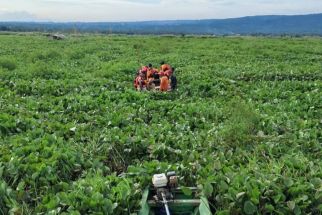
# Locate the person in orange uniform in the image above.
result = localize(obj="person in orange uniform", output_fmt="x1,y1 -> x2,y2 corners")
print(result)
140,65 -> 148,79
160,76 -> 169,91
147,64 -> 157,78
160,61 -> 173,77
146,64 -> 158,90
159,61 -> 172,91
135,71 -> 147,90
134,66 -> 149,90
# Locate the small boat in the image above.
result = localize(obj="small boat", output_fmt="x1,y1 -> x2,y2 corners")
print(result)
139,187 -> 212,215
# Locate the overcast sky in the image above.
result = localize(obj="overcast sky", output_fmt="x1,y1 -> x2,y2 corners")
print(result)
0,0 -> 322,22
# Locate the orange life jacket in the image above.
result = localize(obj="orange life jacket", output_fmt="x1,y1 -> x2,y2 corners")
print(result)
161,64 -> 171,71
160,64 -> 172,76
160,76 -> 169,92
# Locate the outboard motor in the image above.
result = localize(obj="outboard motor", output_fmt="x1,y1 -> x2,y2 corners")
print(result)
152,172 -> 179,215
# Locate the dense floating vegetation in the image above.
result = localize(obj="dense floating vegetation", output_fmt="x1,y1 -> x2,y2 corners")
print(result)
0,34 -> 321,214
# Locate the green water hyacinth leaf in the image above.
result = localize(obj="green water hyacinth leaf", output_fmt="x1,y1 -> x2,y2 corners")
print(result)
236,192 -> 246,199
287,201 -> 296,210
284,177 -> 294,187
265,204 -> 274,212
311,178 -> 322,188
244,201 -> 257,215
181,186 -> 193,196
16,181 -> 25,191
203,182 -> 213,198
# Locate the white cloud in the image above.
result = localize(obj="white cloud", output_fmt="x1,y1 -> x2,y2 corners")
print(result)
0,8 -> 9,12
0,0 -> 321,21
0,11 -> 39,21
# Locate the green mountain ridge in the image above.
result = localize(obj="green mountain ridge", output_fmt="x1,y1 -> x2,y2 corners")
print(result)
1,13 -> 322,35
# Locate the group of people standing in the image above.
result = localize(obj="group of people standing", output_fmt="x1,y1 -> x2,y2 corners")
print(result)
134,61 -> 177,91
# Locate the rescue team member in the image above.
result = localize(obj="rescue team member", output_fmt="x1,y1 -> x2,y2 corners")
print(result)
159,61 -> 172,92
146,64 -> 159,89
134,63 -> 174,91
134,66 -> 149,90
170,67 -> 177,90
140,65 -> 148,78
133,70 -> 139,89
160,75 -> 169,92
147,64 -> 158,79
159,61 -> 173,77
135,71 -> 147,90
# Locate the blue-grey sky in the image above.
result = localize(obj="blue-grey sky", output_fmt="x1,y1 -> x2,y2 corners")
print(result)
0,0 -> 322,22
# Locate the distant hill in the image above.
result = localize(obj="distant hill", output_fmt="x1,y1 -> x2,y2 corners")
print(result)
1,13 -> 322,35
